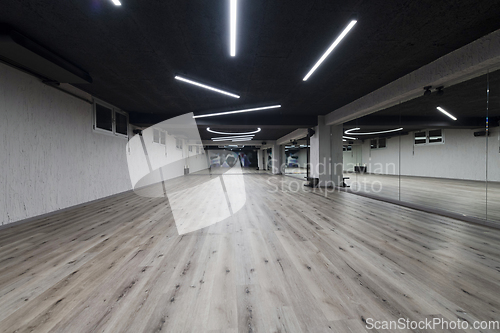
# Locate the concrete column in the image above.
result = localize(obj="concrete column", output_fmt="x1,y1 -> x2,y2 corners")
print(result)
309,116 -> 343,187
263,149 -> 268,170
330,124 -> 344,187
257,149 -> 264,170
271,142 -> 282,174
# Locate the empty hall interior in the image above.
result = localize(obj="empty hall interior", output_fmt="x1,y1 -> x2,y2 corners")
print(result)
2,1 -> 500,332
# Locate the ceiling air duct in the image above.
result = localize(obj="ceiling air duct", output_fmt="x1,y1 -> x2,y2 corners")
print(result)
0,25 -> 92,84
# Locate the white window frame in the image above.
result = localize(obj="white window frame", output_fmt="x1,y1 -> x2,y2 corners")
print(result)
414,129 -> 445,146
175,138 -> 183,150
152,128 -> 166,145
93,98 -> 128,139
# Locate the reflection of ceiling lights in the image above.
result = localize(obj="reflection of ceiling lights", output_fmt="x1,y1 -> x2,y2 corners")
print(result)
194,105 -> 280,118
436,106 -> 457,120
207,127 -> 261,135
230,0 -> 237,56
175,76 -> 240,98
303,19 -> 357,81
344,127 -> 404,135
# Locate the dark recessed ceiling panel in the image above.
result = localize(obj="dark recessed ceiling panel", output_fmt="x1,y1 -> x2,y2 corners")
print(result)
1,0 -> 500,140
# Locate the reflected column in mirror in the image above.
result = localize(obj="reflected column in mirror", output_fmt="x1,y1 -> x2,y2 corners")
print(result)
284,138 -> 308,180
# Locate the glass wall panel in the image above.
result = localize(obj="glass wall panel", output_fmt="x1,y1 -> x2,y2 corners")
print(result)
343,70 -> 491,222
487,69 -> 500,224
343,109 -> 401,201
284,138 -> 308,180
399,73 -> 488,220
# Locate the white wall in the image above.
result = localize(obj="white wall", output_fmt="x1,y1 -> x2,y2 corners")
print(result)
342,145 -> 362,172
345,128 -> 500,181
0,62 -> 132,225
297,148 -> 307,167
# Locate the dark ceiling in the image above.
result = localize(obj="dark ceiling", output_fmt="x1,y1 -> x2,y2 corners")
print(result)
343,69 -> 500,138
2,0 -> 500,140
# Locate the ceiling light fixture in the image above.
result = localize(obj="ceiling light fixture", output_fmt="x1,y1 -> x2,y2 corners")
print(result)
303,19 -> 357,81
212,134 -> 255,140
436,106 -> 457,121
344,127 -> 404,135
212,138 -> 253,142
193,105 -> 280,118
212,136 -> 254,142
175,76 -> 240,98
230,138 -> 253,142
343,135 -> 357,140
207,128 -> 261,135
111,0 -> 122,5
230,0 -> 237,56
423,86 -> 432,96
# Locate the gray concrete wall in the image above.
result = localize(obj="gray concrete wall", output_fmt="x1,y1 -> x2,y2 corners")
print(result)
0,62 -> 132,225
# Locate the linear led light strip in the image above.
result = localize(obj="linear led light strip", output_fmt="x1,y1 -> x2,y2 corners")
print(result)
343,135 -> 357,140
193,105 -> 281,118
212,134 -> 255,140
212,137 -> 254,141
303,19 -> 357,81
212,137 -> 253,142
207,128 -> 261,135
111,0 -> 121,5
436,106 -> 457,121
344,127 -> 403,135
175,76 -> 240,98
230,0 -> 237,56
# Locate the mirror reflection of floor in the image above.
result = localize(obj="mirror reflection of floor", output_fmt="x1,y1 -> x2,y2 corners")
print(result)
343,173 -> 500,222
284,167 -> 307,180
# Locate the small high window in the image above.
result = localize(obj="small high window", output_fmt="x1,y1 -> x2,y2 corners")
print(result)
370,138 -> 387,149
176,138 -> 183,149
414,129 -> 444,145
95,104 -> 113,132
93,99 -> 128,138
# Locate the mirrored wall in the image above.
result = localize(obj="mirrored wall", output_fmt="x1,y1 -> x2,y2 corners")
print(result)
283,139 -> 309,180
343,68 -> 500,224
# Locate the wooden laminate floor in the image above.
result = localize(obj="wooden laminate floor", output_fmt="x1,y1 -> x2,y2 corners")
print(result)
1,173 -> 500,332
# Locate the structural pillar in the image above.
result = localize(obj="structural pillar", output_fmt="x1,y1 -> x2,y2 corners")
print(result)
257,148 -> 264,170
309,116 -> 343,187
271,142 -> 282,174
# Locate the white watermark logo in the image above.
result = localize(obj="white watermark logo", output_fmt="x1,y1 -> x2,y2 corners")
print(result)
266,158 -> 396,197
125,113 -> 246,235
365,317 -> 499,330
